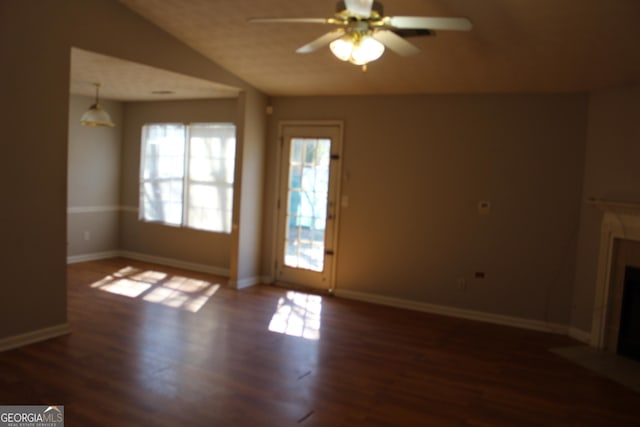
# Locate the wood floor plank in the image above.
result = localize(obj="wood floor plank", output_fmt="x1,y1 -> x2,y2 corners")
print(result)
0,257 -> 639,426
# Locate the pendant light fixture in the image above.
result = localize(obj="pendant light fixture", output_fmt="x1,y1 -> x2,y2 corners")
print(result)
80,83 -> 115,127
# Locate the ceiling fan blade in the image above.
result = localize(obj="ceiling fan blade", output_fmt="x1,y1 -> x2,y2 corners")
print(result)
372,30 -> 420,56
387,16 -> 473,31
296,29 -> 346,54
344,0 -> 374,17
248,17 -> 338,25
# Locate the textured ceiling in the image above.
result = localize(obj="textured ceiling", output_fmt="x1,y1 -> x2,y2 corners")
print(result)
70,48 -> 240,101
113,0 -> 640,97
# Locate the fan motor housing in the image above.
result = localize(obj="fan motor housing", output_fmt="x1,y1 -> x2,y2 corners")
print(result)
335,1 -> 384,18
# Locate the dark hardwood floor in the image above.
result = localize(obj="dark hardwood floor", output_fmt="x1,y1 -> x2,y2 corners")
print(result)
1,258 -> 639,426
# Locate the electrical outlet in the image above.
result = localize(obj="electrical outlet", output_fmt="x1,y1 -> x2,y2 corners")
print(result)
478,200 -> 491,215
457,278 -> 467,291
83,230 -> 91,241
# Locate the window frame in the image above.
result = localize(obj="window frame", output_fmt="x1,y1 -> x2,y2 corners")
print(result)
139,122 -> 236,234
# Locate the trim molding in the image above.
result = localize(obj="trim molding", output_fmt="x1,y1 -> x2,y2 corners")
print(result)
118,251 -> 229,277
65,253 -> 591,340
67,205 -> 139,214
67,205 -> 121,214
334,289 -> 569,335
229,276 -> 262,289
0,323 -> 71,353
67,251 -> 120,264
568,327 -> 592,344
67,250 -> 229,277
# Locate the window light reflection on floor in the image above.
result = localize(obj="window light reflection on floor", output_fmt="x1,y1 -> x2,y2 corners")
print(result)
90,267 -> 220,313
268,291 -> 322,340
143,277 -> 220,312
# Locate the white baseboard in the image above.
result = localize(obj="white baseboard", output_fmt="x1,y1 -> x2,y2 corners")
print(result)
568,327 -> 592,344
334,289 -> 569,335
229,276 -> 262,289
65,254 -> 593,341
0,323 -> 71,353
119,251 -> 230,277
67,250 -> 229,277
67,251 -> 120,264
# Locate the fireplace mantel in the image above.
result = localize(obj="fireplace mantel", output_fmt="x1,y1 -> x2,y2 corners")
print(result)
588,198 -> 640,216
590,198 -> 640,348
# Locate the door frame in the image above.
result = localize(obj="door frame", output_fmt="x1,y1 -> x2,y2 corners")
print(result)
270,120 -> 344,292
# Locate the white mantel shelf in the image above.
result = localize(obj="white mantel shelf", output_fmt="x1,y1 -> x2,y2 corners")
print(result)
587,198 -> 640,215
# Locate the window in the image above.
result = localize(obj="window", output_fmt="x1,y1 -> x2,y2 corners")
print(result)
139,122 -> 236,233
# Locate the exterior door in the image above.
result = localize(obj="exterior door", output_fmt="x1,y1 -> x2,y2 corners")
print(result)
275,123 -> 342,290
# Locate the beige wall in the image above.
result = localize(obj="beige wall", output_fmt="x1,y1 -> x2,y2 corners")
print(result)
120,99 -> 238,270
572,83 -> 640,332
67,95 -> 123,257
264,94 -> 588,324
5,0 -> 634,343
0,0 -> 259,341
229,90 -> 268,287
1,1 -> 69,337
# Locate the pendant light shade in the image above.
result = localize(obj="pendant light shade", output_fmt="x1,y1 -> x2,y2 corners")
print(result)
81,83 -> 114,127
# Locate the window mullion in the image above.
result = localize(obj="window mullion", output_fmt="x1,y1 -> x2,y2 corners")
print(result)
139,126 -> 149,221
182,124 -> 191,228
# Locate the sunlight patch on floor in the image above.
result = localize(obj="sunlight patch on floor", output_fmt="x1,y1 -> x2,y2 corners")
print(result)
92,277 -> 152,298
269,291 -> 322,340
90,267 -> 220,312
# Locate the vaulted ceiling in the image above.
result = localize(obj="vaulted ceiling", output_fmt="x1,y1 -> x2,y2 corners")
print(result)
73,0 -> 640,100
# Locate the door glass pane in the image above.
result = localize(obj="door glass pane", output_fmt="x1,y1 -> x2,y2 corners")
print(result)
289,165 -> 303,190
284,138 -> 331,272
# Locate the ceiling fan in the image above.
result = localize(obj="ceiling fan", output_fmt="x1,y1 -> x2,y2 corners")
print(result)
249,0 -> 472,70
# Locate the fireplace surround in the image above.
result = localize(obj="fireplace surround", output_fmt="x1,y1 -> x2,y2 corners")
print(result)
590,199 -> 640,351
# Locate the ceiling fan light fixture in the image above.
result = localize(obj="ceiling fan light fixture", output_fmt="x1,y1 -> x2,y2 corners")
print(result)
349,35 -> 384,65
250,1 -> 473,68
81,83 -> 115,127
329,36 -> 355,61
329,33 -> 385,66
